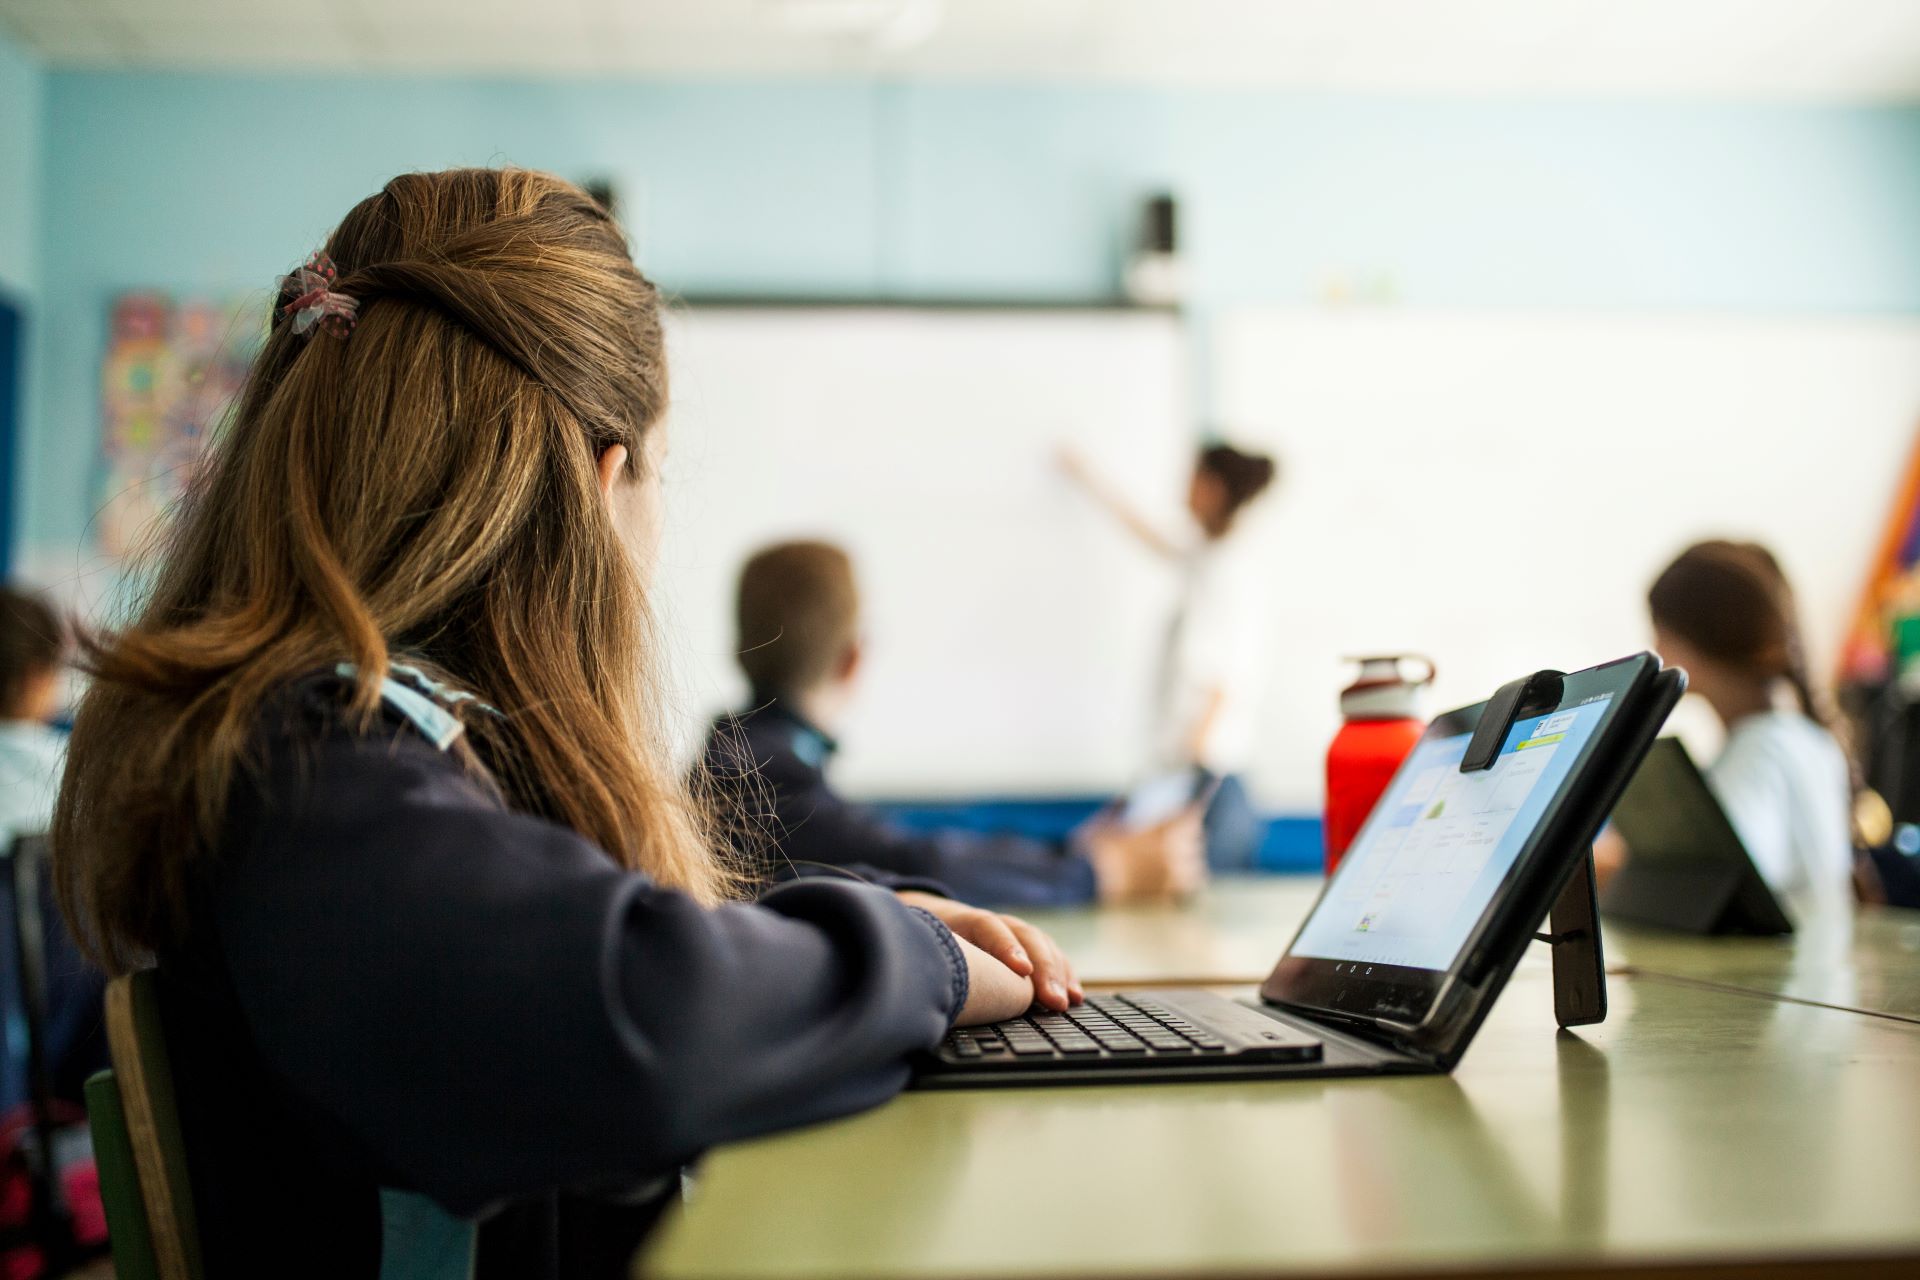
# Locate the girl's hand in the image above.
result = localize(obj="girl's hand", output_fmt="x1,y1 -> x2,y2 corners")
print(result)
951,936 -> 1040,1026
897,891 -> 1083,1013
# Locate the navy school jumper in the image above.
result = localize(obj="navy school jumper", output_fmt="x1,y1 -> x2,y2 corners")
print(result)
156,670 -> 969,1278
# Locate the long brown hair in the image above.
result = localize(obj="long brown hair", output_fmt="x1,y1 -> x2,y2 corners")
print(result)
1648,540 -> 1834,733
56,168 -> 733,974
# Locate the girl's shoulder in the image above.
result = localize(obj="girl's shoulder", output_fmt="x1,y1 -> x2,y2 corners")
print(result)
250,662 -> 509,810
0,719 -> 66,777
266,661 -> 494,753
230,665 -> 515,852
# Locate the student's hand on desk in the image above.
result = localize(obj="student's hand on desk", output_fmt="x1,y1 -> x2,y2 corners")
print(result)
951,937 -> 1046,1026
896,892 -> 1083,1016
1082,807 -> 1207,905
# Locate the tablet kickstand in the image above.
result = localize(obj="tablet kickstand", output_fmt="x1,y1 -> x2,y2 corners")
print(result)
1535,852 -> 1607,1029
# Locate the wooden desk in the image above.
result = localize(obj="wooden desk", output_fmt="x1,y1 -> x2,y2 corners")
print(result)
1037,875 -> 1920,1027
1019,875 -> 1316,988
639,962 -> 1920,1278
1608,904 -> 1920,1025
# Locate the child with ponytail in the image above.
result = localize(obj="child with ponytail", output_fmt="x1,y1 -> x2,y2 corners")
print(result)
1606,540 -> 1854,902
53,168 -> 1074,1278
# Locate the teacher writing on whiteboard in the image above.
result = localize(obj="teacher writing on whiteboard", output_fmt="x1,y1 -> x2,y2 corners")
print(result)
1060,440 -> 1280,871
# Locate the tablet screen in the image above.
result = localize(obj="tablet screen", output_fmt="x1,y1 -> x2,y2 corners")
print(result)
1290,695 -> 1614,972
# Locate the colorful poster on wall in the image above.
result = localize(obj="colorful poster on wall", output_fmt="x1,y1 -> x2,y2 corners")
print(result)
1840,428 -> 1920,687
97,292 -> 261,559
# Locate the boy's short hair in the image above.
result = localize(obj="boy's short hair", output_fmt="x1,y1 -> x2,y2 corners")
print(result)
735,541 -> 859,697
0,586 -> 64,714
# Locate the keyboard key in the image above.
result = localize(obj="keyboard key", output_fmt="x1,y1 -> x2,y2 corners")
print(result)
1008,1041 -> 1057,1056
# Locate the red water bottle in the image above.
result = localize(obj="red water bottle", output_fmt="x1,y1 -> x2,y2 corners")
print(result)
1324,655 -> 1435,874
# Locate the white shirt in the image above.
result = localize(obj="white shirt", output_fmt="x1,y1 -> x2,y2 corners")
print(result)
1706,710 -> 1852,902
1155,535 -> 1269,772
0,720 -> 66,854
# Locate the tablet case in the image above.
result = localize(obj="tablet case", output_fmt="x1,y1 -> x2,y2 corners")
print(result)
1538,671 -> 1690,1026
1600,737 -> 1794,937
1386,663 -> 1686,1070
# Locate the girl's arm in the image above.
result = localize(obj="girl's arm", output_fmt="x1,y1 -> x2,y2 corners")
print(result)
208,714 -> 982,1217
1058,446 -> 1184,560
1181,685 -> 1227,765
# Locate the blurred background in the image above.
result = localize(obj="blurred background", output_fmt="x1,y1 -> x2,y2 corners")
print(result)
2,0 -> 1919,866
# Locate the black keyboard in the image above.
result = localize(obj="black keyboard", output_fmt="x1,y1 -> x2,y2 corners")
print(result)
929,992 -> 1321,1072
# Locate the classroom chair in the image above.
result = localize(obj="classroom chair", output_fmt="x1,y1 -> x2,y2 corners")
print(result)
98,971 -> 203,1280
85,1067 -> 159,1280
89,970 -> 476,1280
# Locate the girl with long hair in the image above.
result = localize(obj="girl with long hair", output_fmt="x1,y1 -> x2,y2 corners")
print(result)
1597,539 -> 1854,904
54,168 -> 1074,1277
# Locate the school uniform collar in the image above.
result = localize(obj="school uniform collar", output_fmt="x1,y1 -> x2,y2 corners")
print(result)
744,692 -> 839,769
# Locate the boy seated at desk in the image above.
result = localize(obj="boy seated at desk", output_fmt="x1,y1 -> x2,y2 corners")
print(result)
700,540 -> 1203,908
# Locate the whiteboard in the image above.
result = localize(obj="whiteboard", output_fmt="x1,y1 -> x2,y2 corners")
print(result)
654,307 -> 1189,796
1215,308 -> 1920,811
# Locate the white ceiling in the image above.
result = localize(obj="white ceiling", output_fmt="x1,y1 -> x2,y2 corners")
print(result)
4,0 -> 1920,101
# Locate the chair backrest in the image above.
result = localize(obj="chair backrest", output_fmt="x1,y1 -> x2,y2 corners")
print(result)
96,969 -> 475,1280
104,971 -> 205,1280
84,1068 -> 160,1280
379,1189 -> 478,1280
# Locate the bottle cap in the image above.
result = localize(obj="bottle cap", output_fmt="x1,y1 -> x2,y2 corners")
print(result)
1340,654 -> 1435,721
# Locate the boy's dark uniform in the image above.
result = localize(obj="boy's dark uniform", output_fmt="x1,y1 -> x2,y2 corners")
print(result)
703,698 -> 1098,909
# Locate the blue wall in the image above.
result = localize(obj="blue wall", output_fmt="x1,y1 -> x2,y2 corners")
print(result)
0,31 -> 42,578
18,72 -> 1920,565
0,32 -> 40,297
